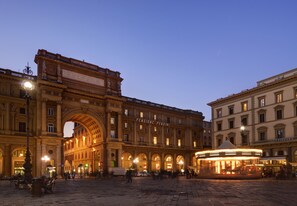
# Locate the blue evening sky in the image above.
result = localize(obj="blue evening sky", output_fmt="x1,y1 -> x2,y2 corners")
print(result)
1,0 -> 297,129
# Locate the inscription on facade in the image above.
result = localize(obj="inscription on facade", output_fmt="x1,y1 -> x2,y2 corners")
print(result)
136,118 -> 169,126
62,69 -> 104,86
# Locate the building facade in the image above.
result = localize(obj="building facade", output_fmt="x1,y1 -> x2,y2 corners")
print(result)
0,49 -> 204,177
202,121 -> 212,149
208,68 -> 297,174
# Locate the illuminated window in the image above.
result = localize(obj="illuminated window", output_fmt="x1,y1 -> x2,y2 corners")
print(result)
177,139 -> 181,147
140,124 -> 143,130
153,136 -> 157,145
110,117 -> 115,125
154,127 -> 157,132
193,141 -> 197,148
153,114 -> 157,120
124,109 -> 129,116
140,112 -> 144,118
124,122 -> 128,128
275,92 -> 283,103
48,123 -> 54,133
110,130 -> 116,138
242,102 -> 248,112
166,138 -> 170,146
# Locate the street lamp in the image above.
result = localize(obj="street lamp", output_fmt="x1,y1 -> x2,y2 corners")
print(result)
22,63 -> 34,184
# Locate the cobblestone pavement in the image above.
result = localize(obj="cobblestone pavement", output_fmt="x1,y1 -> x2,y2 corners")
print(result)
1,177 -> 296,206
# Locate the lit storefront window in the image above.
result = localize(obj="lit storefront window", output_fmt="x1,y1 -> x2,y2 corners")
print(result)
153,136 -> 157,145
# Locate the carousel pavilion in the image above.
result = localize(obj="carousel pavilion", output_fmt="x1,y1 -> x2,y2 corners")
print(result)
195,140 -> 263,179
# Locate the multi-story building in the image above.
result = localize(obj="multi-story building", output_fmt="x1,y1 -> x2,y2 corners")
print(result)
0,49 -> 204,177
202,121 -> 212,149
208,68 -> 297,173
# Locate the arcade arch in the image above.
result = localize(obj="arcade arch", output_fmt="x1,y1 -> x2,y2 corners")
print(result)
121,152 -> 133,170
11,148 -> 27,175
151,154 -> 161,171
135,153 -> 147,172
164,155 -> 173,171
176,155 -> 185,173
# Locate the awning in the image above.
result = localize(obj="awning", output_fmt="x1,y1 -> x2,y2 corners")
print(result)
289,162 -> 297,167
260,156 -> 287,161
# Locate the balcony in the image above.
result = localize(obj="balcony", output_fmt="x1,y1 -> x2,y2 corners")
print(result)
254,137 -> 297,145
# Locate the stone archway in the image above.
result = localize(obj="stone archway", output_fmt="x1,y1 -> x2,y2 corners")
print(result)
176,155 -> 185,173
11,148 -> 27,175
62,110 -> 106,175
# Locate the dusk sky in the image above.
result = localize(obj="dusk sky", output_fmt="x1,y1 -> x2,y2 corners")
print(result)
1,0 -> 297,128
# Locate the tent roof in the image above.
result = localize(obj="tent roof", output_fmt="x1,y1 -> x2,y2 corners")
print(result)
218,140 -> 237,149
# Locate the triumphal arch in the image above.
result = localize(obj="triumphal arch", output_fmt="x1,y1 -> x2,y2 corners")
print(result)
0,49 -> 204,177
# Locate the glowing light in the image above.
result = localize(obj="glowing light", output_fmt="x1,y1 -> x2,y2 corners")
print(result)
200,156 -> 260,161
195,148 -> 263,155
133,158 -> 139,164
41,155 -> 50,161
23,81 -> 34,90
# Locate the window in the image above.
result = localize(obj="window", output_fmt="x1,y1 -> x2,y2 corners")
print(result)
124,122 -> 128,129
217,122 -> 222,131
218,139 -> 222,147
20,89 -> 26,98
140,112 -> 144,118
48,108 -> 54,116
124,109 -> 129,116
177,139 -> 181,147
274,124 -> 285,139
167,117 -> 170,123
178,119 -> 182,124
48,123 -> 54,133
242,102 -> 248,112
110,117 -> 115,125
20,107 -> 26,114
241,117 -> 248,126
259,132 -> 266,141
276,129 -> 284,139
259,113 -> 265,123
139,124 -> 143,130
166,138 -> 170,146
229,119 -> 234,129
241,134 -> 248,145
193,141 -> 197,148
295,87 -> 297,99
19,122 -> 26,132
110,130 -> 116,138
276,109 -> 283,120
154,127 -> 157,132
228,106 -> 234,115
217,109 -> 222,118
153,136 -> 157,145
123,134 -> 129,141
275,92 -> 283,103
258,97 -> 265,107
153,114 -> 157,120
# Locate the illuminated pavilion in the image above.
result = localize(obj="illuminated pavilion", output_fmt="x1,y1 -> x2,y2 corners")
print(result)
195,140 -> 263,179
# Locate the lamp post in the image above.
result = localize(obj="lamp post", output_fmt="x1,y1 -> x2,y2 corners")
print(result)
22,63 -> 34,184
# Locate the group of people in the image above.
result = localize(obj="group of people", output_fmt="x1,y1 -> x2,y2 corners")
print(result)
63,172 -> 76,180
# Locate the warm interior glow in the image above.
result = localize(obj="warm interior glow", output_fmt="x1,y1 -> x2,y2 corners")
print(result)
200,156 -> 260,161
196,148 -> 263,155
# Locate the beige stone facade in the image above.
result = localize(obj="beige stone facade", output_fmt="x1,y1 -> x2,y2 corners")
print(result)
0,49 -> 204,177
208,68 -> 297,171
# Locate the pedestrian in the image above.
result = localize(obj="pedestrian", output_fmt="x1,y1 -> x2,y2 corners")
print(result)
126,170 -> 132,183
